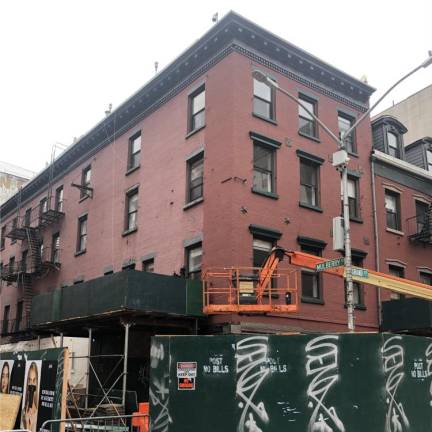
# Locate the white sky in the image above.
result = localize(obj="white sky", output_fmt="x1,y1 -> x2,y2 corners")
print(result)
1,0 -> 431,173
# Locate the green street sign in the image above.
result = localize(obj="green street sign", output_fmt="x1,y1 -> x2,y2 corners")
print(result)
352,267 -> 369,278
316,257 -> 345,272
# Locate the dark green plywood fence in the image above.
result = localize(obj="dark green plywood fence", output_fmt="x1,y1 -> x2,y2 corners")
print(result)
149,333 -> 432,432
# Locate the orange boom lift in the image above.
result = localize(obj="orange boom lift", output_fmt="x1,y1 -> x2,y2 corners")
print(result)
202,246 -> 432,315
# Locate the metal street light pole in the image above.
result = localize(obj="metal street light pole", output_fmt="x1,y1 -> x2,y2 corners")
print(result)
252,51 -> 432,332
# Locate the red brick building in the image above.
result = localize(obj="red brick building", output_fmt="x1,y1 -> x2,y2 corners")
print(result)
0,12 -> 430,355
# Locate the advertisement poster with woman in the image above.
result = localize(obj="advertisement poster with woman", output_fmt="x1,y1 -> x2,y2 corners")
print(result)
21,360 -> 41,432
0,360 -> 14,394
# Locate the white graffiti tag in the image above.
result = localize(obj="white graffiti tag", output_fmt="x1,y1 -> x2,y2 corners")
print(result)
236,336 -> 270,432
149,375 -> 172,432
305,335 -> 345,432
382,336 -> 409,432
426,343 -> 432,407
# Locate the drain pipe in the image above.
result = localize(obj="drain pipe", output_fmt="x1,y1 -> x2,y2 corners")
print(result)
370,152 -> 382,326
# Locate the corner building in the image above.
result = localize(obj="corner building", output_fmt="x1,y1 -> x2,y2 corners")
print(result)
1,12 -> 389,405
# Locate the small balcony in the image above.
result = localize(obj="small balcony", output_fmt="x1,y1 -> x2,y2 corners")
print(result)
5,218 -> 27,241
406,212 -> 432,245
381,298 -> 432,334
38,196 -> 65,229
0,261 -> 28,282
0,315 -> 31,336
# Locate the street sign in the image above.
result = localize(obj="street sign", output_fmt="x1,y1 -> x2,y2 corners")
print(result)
352,267 -> 369,278
316,257 -> 345,272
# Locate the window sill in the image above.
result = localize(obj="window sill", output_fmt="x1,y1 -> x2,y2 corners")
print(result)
251,188 -> 279,200
79,195 -> 90,203
185,125 -> 205,139
350,216 -> 363,224
344,303 -> 367,311
301,296 -> 324,305
184,197 -> 204,210
386,228 -> 404,236
125,165 -> 140,176
299,202 -> 323,213
122,227 -> 138,237
252,113 -> 278,126
298,131 -> 320,143
74,249 -> 86,257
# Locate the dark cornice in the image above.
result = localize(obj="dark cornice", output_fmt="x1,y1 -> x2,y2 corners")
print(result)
405,136 -> 432,150
371,115 -> 408,134
1,11 -> 375,219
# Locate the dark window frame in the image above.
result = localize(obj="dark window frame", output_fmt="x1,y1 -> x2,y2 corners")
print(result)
124,187 -> 139,233
299,158 -> 321,209
39,197 -> 48,216
24,207 -> 32,227
298,94 -> 318,139
415,200 -> 429,234
127,131 -> 141,171
142,259 -> 155,272
55,186 -> 64,212
298,237 -> 326,304
253,142 -> 276,196
253,77 -> 276,122
80,165 -> 92,199
347,176 -> 361,220
1,226 -> 6,250
76,214 -> 88,254
51,232 -> 60,263
2,305 -> 10,334
388,264 -> 405,299
185,242 -> 202,280
188,85 -> 206,133
420,271 -> 432,286
386,129 -> 402,159
338,112 -> 357,154
11,217 -> 18,244
15,300 -> 23,332
186,152 -> 204,204
385,189 -> 401,231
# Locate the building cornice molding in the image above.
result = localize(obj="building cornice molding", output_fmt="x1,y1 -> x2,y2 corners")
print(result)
1,12 -> 374,219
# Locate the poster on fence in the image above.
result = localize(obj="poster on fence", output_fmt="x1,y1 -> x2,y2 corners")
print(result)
0,348 -> 68,432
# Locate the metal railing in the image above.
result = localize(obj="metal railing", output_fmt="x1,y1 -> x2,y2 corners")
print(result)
406,212 -> 432,244
40,413 -> 149,432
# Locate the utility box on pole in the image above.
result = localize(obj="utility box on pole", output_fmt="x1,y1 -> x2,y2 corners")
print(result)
333,216 -> 344,251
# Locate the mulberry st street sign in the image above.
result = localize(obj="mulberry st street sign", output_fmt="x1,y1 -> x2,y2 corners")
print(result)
316,258 -> 369,278
316,257 -> 345,272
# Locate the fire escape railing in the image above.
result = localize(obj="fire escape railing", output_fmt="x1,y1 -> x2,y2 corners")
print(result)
407,208 -> 432,245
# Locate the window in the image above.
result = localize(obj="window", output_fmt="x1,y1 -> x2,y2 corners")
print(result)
186,243 -> 202,280
76,215 -> 87,254
7,257 -> 15,285
385,190 -> 401,231
21,250 -> 28,273
11,217 -> 17,244
142,259 -> 154,272
24,208 -> 32,227
420,272 -> 432,286
253,238 -> 273,268
300,159 -> 320,207
122,262 -> 136,271
389,265 -> 405,299
55,186 -> 64,212
51,232 -> 60,264
427,150 -> 432,172
298,95 -> 317,138
338,113 -> 356,154
39,197 -> 48,216
253,144 -> 275,194
188,85 -> 205,132
81,165 -> 92,198
128,132 -> 141,171
2,305 -> 10,334
347,177 -> 360,219
1,226 -> 5,249
415,201 -> 429,234
187,153 -> 204,203
125,189 -> 139,232
387,131 -> 400,159
299,240 -> 325,303
253,77 -> 275,120
15,301 -> 23,332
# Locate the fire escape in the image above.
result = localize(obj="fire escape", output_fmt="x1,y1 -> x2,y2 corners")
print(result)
407,204 -> 432,245
1,149 -> 66,334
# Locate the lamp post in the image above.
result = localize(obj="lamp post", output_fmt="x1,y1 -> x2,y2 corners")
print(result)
252,51 -> 432,332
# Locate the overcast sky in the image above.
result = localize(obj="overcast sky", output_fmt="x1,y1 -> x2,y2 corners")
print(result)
1,0 -> 430,173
